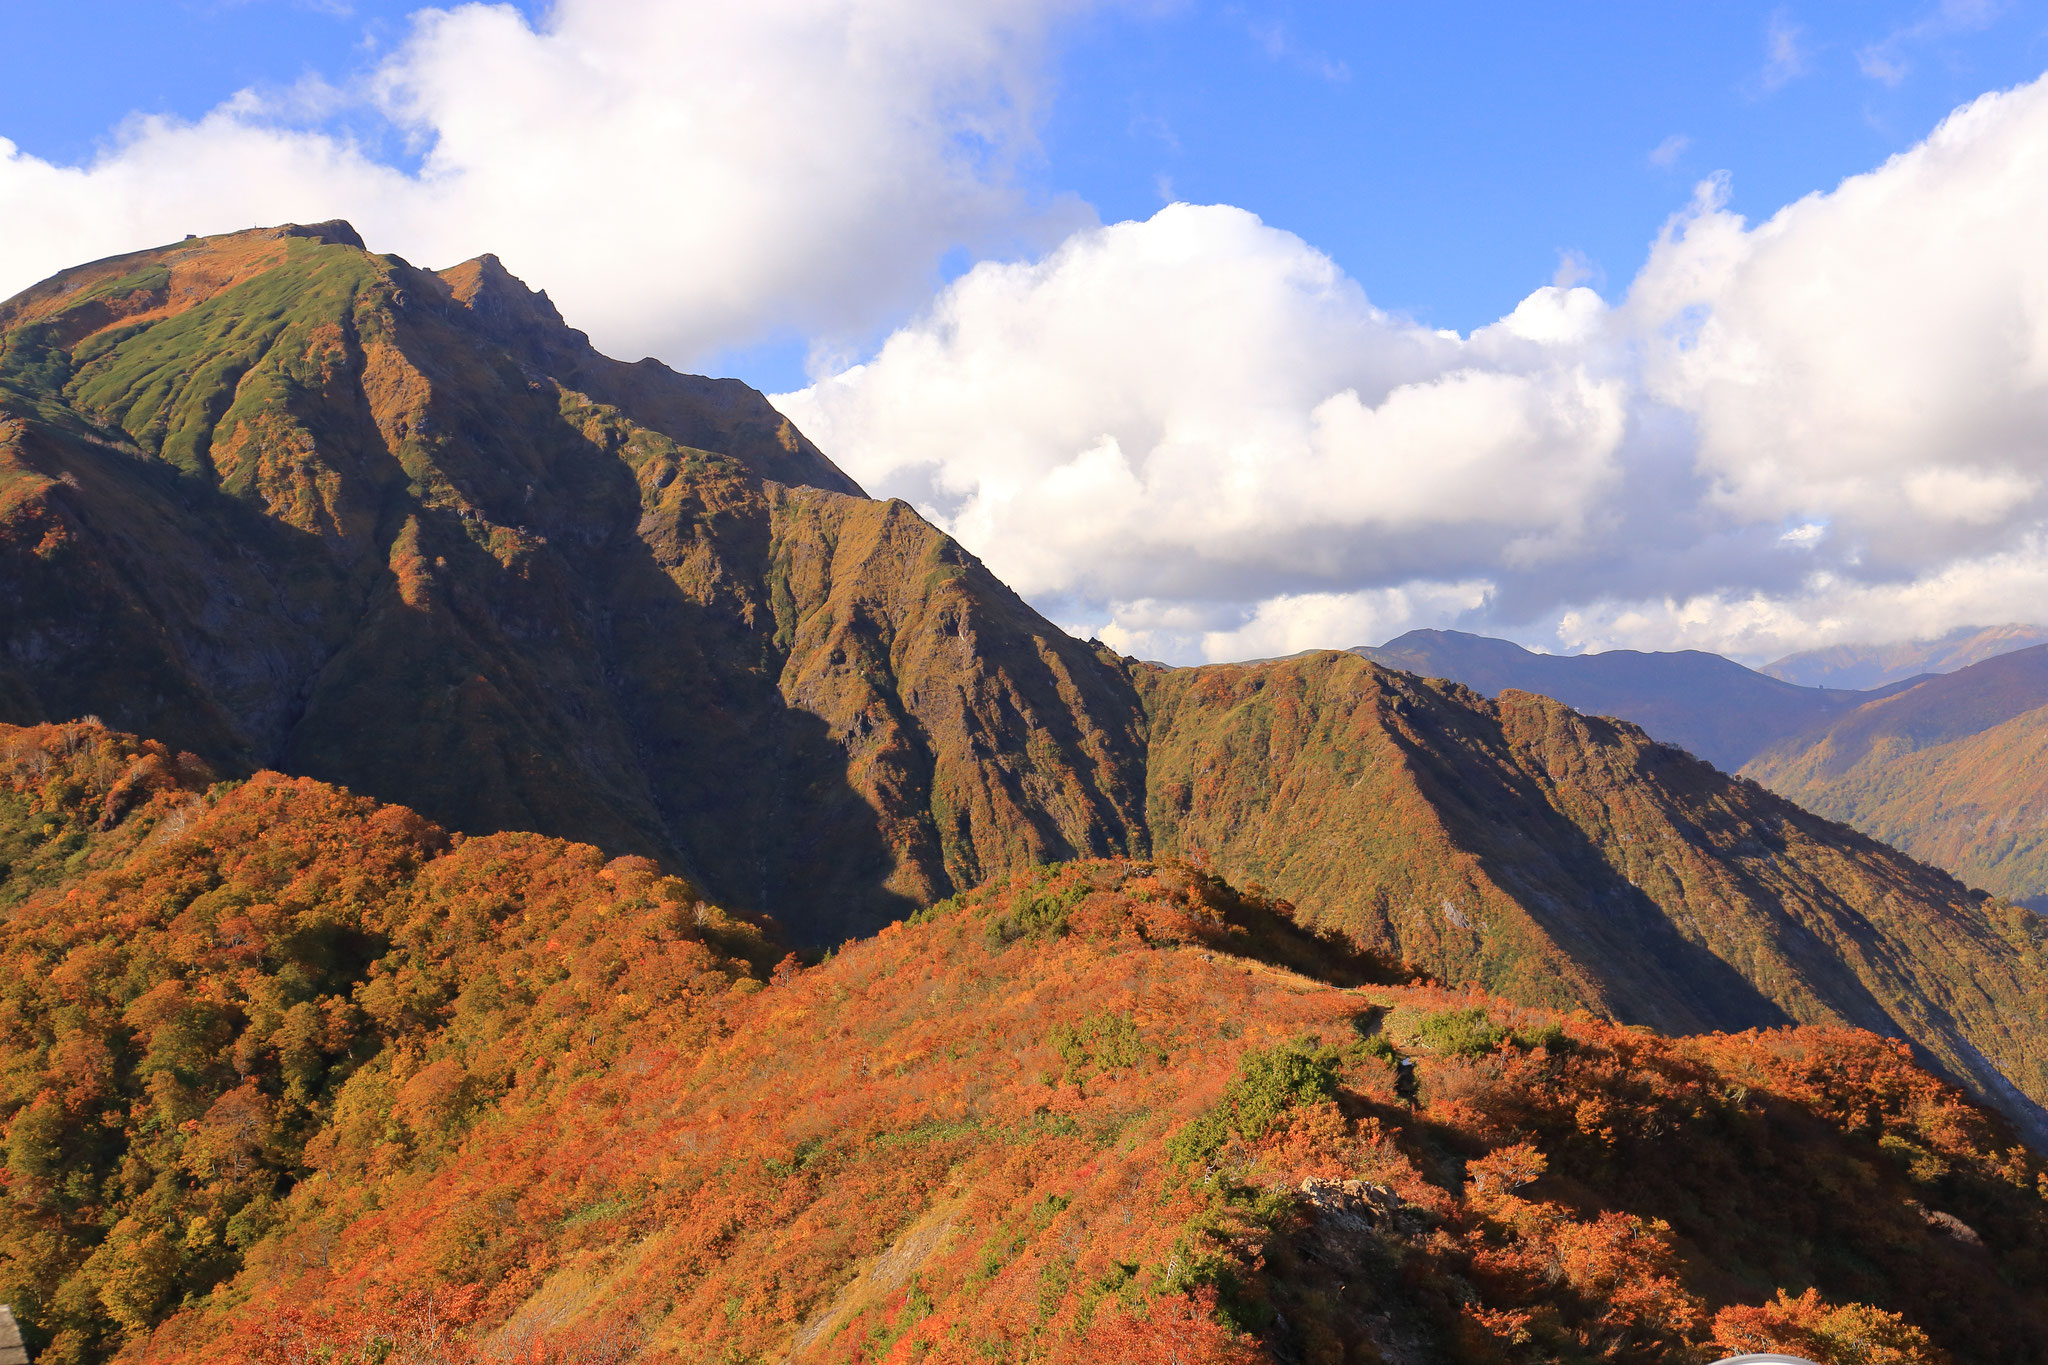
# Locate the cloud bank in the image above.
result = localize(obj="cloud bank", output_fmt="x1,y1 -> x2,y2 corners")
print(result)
781,75 -> 2048,662
0,0 -> 1089,364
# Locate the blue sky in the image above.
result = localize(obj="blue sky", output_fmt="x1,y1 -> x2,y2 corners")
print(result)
1051,3 -> 2048,329
4,1 -> 2048,661
7,2 -> 2043,373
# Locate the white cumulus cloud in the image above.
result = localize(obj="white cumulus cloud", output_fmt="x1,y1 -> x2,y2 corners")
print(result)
776,203 -> 1629,655
13,4 -> 2048,669
783,73 -> 2048,664
0,0 -> 1093,364
1631,79 -> 2048,572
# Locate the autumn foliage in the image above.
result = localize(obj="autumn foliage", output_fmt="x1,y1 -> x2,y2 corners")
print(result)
0,722 -> 774,1362
1710,1288 -> 1936,1365
2,722 -> 2046,1363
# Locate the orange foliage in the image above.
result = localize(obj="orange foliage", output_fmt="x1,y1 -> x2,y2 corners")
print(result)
2,745 -> 2045,1365
1711,1287 -> 1940,1365
0,723 -> 773,1363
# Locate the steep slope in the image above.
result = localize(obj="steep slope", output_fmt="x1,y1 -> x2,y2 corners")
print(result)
1763,623 -> 2048,690
3,747 -> 2045,1365
0,720 -> 781,1365
10,226 -> 2048,1167
1352,629 -> 1871,771
1745,645 -> 2048,908
1139,652 -> 2048,1147
0,225 -> 1147,942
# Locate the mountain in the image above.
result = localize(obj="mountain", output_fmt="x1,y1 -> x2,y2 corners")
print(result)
1351,628 -> 2048,915
1763,623 -> 2048,691
1351,628 -> 1872,771
1744,645 -> 2048,909
3,722 -> 2045,1364
7,231 -> 2048,1164
0,223 -> 1149,944
1138,653 -> 2048,1147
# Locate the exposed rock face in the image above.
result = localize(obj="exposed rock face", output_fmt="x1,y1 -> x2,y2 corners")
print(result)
1296,1178 -> 1409,1262
0,1304 -> 27,1365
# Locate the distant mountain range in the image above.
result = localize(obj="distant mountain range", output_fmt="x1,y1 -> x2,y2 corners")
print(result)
1352,628 -> 1881,771
1353,627 -> 2048,910
1763,623 -> 2048,690
1745,645 -> 2048,910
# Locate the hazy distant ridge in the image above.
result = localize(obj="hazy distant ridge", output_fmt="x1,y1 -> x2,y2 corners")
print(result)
1763,623 -> 2048,690
1351,628 -> 1869,771
1744,644 -> 2048,909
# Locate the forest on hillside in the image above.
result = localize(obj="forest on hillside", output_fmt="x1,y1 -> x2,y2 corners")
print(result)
2,723 -> 2046,1364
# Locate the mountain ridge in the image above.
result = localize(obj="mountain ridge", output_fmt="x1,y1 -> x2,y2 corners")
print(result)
1762,623 -> 2048,691
5,224 -> 2048,1153
1744,644 -> 2048,909
1138,651 -> 2048,1147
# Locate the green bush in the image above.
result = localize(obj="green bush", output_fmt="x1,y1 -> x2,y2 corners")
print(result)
1167,1039 -> 1341,1169
1512,1021 -> 1570,1054
1407,1007 -> 1570,1057
1415,1007 -> 1509,1057
985,876 -> 1088,945
1359,1032 -> 1399,1066
1048,1011 -> 1153,1086
1228,1043 -> 1340,1136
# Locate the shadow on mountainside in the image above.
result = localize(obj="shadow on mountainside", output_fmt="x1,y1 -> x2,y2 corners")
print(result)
1419,696 -> 2048,1145
1382,700 -> 1799,1037
285,370 -> 927,942
0,245 -> 923,943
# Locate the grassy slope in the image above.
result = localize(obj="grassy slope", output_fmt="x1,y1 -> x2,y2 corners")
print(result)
0,749 -> 2040,1364
0,226 -> 1148,942
0,721 -> 780,1365
1140,653 -> 2048,1148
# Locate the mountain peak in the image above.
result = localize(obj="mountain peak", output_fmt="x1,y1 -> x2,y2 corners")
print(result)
276,218 -> 366,249
437,250 -> 567,331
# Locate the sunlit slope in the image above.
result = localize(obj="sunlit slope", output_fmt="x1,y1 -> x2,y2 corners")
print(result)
0,225 -> 1147,941
0,721 -> 780,1365
1139,652 -> 2048,1146
1746,645 -> 2048,907
5,720 -> 2047,1364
